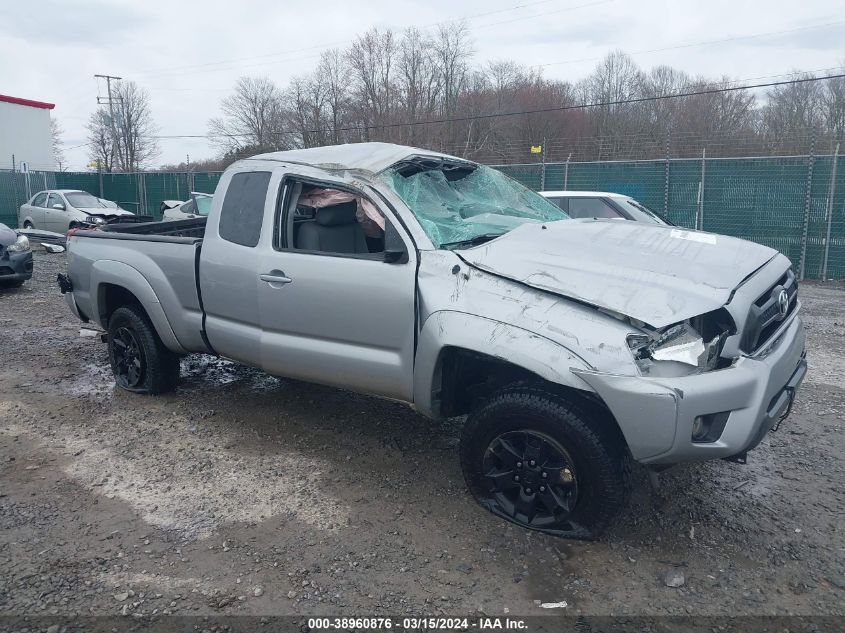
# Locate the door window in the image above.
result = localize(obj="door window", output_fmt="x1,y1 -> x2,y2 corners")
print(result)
47,193 -> 65,209
279,181 -> 387,258
31,192 -> 48,207
218,171 -> 271,247
567,197 -> 621,219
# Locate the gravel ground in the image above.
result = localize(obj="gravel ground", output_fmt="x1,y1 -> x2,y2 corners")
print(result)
0,250 -> 843,622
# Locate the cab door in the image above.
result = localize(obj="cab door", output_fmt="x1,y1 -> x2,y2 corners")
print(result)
255,177 -> 417,400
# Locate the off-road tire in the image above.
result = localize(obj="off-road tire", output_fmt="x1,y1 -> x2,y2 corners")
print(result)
107,305 -> 180,394
460,387 -> 630,539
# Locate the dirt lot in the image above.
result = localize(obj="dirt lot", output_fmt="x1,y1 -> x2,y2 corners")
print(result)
1,250 -> 843,623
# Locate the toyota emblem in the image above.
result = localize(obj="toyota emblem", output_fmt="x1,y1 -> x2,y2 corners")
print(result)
776,289 -> 789,319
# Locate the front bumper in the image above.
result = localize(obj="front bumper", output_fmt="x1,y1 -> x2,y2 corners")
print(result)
574,315 -> 807,464
0,250 -> 33,282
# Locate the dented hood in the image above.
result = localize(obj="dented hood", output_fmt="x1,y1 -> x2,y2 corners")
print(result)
458,219 -> 778,328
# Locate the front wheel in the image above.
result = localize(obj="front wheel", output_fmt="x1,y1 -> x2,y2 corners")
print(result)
460,387 -> 629,539
107,305 -> 180,394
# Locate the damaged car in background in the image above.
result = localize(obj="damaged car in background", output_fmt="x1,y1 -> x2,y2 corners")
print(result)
18,190 -> 139,232
58,142 -> 807,539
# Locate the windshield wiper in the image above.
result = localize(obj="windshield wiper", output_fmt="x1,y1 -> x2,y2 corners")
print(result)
439,232 -> 506,250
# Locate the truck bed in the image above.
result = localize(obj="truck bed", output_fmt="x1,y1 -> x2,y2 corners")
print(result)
100,217 -> 207,240
66,218 -> 209,354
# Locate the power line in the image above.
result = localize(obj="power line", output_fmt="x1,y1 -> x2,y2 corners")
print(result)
145,73 -> 845,140
152,65 -> 844,96
61,72 -> 844,162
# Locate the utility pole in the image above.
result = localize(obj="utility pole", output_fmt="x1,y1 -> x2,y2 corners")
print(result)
94,74 -> 122,171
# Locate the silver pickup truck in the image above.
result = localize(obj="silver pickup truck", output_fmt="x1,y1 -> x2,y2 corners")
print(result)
59,142 -> 807,538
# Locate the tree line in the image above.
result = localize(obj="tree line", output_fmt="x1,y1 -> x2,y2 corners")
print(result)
87,23 -> 845,171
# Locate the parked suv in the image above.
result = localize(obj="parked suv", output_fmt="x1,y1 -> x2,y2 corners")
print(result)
59,143 -> 806,539
19,190 -> 134,232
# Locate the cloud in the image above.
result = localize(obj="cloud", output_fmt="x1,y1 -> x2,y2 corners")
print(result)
0,0 -> 150,46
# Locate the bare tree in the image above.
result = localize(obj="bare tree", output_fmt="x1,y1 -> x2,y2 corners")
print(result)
86,109 -> 117,172
820,67 -> 845,140
208,76 -> 290,154
396,28 -> 440,144
108,81 -> 160,171
347,28 -> 398,140
318,49 -> 352,144
761,72 -> 823,153
204,24 -> 842,165
50,118 -> 65,170
578,51 -> 644,158
433,22 -> 472,115
285,74 -> 331,148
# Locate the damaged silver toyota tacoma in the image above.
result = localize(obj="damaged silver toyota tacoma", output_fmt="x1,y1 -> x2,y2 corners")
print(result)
59,142 -> 807,538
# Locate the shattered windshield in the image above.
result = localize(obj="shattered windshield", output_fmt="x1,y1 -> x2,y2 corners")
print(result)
380,160 -> 568,248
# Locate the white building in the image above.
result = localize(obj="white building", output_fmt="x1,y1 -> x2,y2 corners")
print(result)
0,94 -> 56,172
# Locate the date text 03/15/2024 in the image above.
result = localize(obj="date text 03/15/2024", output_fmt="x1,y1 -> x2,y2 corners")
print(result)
306,617 -> 528,630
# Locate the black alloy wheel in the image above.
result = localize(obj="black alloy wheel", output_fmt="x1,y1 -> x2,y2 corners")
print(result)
106,304 -> 180,394
112,326 -> 145,388
482,430 -> 578,530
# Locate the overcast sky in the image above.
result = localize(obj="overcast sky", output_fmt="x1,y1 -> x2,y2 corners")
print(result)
1,0 -> 842,170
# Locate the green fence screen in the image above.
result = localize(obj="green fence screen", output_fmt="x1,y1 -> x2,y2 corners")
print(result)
0,155 -> 842,280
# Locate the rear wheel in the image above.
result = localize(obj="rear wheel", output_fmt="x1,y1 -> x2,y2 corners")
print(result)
23,221 -> 33,229
107,305 -> 180,394
460,387 -> 629,539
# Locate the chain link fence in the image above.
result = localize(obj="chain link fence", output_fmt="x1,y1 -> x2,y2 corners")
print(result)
0,153 -> 842,280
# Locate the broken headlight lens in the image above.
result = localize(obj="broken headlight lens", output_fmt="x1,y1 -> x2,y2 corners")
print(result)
8,235 -> 30,252
627,322 -> 726,376
84,216 -> 107,225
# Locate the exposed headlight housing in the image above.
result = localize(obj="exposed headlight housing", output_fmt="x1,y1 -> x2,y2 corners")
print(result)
7,235 -> 30,252
628,321 -> 728,377
84,215 -> 107,225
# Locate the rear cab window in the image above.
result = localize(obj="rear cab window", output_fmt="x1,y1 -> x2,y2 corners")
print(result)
218,172 -> 272,247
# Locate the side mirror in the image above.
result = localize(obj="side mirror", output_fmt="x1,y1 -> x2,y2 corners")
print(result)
383,221 -> 408,264
52,203 -> 65,210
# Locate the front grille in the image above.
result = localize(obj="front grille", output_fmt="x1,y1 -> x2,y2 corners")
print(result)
740,269 -> 798,353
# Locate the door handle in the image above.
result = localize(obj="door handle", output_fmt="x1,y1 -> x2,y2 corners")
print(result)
259,273 -> 292,285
